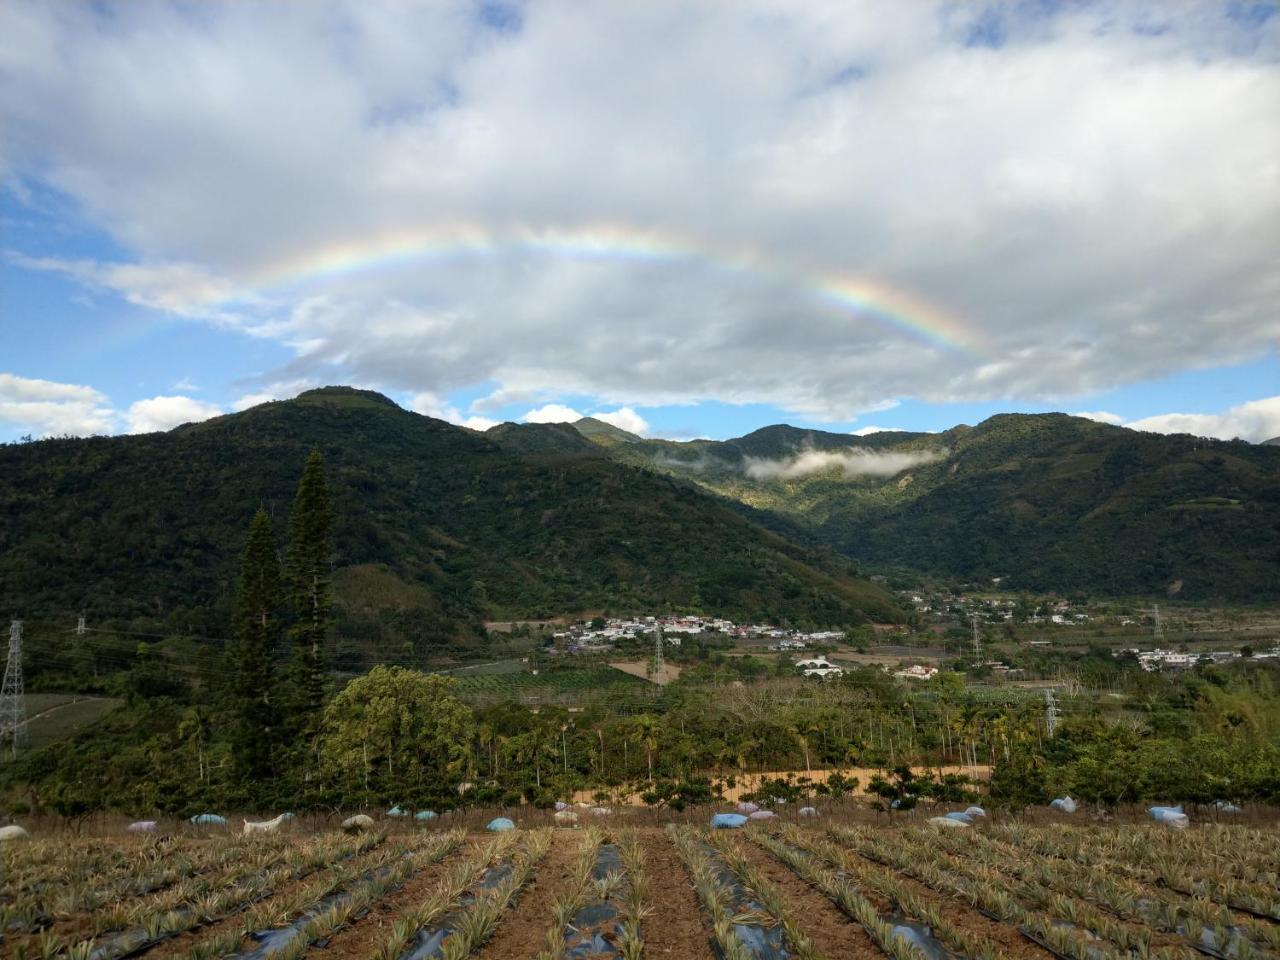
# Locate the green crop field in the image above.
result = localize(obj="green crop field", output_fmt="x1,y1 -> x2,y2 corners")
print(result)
21,695 -> 123,750
449,665 -> 648,702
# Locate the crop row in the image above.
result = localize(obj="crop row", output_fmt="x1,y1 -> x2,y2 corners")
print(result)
3,833 -> 294,924
988,823 -> 1280,920
832,824 -> 1271,960
766,824 -> 1002,960
453,667 -> 646,694
177,827 -> 466,960
923,826 -> 1280,956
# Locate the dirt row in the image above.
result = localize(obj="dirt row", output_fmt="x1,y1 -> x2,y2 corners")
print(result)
12,826 -> 1145,960
306,829 -> 720,959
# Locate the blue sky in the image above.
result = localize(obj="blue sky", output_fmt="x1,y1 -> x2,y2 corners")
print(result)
2,1 -> 1278,444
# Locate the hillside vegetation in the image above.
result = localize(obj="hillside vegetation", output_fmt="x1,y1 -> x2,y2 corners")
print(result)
581,414 -> 1280,600
0,388 -> 900,658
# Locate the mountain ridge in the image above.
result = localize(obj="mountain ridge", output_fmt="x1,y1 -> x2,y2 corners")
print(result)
568,411 -> 1280,600
0,388 -> 902,663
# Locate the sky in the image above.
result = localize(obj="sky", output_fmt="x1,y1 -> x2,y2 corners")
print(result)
1,0 -> 1278,444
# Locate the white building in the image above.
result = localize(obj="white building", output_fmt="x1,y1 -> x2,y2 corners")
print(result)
894,664 -> 938,681
796,657 -> 843,678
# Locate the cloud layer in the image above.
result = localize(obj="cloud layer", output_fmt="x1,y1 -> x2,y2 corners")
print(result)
521,403 -> 650,436
1125,396 -> 1280,443
0,373 -> 115,436
744,447 -> 947,480
124,395 -> 224,434
2,2 -> 1277,422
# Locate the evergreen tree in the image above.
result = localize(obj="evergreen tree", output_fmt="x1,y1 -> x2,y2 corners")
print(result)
231,508 -> 281,787
284,450 -> 334,735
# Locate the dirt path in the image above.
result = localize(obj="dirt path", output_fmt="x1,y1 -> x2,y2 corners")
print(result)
476,830 -> 578,959
729,834 -> 885,960
636,830 -> 717,959
302,841 -> 469,960
23,696 -> 106,722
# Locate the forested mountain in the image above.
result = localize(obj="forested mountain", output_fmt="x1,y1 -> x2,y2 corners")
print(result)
575,414 -> 1280,601
0,387 -> 901,658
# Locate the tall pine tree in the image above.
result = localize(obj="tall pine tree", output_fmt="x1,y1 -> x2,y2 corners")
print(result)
231,508 -> 281,788
284,450 -> 334,738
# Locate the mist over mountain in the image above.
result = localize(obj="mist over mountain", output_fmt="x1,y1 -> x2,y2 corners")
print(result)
565,414 -> 1280,601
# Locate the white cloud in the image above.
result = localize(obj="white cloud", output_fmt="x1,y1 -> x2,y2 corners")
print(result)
744,446 -> 947,480
2,3 -> 1277,418
588,407 -> 649,436
0,373 -> 114,437
7,254 -> 245,322
1125,396 -> 1280,443
519,403 -> 648,434
125,395 -> 223,434
850,425 -> 905,436
231,380 -> 318,412
409,391 -> 498,431
1071,410 -> 1125,425
170,377 -> 199,392
522,403 -> 585,424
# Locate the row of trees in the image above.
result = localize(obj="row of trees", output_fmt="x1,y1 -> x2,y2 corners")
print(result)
8,656 -> 1279,815
4,445 -> 1278,814
228,450 -> 333,793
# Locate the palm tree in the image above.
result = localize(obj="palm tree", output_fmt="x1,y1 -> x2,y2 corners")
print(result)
178,707 -> 212,783
631,716 -> 660,785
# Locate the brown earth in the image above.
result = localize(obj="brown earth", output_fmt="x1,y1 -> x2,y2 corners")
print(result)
3,837 -> 313,959
728,836 -> 885,960
635,830 -> 717,959
572,766 -> 990,806
929,835 -> 1234,956
835,843 -> 1055,960
145,837 -> 396,960
609,660 -> 683,684
301,839 -> 474,960
476,831 -> 578,959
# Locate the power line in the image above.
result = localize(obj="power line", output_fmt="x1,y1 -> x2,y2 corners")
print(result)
1,621 -> 28,759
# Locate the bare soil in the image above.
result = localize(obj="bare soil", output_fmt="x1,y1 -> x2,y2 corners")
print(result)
838,845 -> 1056,960
932,840 -> 1231,956
476,830 -> 578,959
730,835 -> 885,960
4,841 -> 297,958
636,830 -> 717,959
302,841 -> 472,960
608,660 -> 683,684
144,837 -> 395,960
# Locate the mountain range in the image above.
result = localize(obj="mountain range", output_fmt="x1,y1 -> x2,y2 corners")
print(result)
0,388 -> 900,661
492,411 -> 1280,602
3,386 -> 1276,668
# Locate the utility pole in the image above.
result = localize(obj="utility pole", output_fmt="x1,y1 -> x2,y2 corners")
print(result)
1,621 -> 28,759
653,623 -> 664,677
1044,689 -> 1058,737
1152,604 -> 1164,642
971,617 -> 981,659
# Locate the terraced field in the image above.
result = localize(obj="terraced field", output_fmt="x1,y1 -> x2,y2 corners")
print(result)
450,665 -> 649,704
2,817 -> 1277,960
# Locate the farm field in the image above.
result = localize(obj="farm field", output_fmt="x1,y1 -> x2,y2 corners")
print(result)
19,694 -> 123,750
3,815 -> 1278,960
449,665 -> 649,704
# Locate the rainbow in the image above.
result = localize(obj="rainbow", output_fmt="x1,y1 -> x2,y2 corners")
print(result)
237,224 -> 984,356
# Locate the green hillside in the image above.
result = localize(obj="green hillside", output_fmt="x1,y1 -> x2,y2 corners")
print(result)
485,421 -> 604,457
572,416 -> 643,445
585,414 -> 1280,600
0,388 -> 901,662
